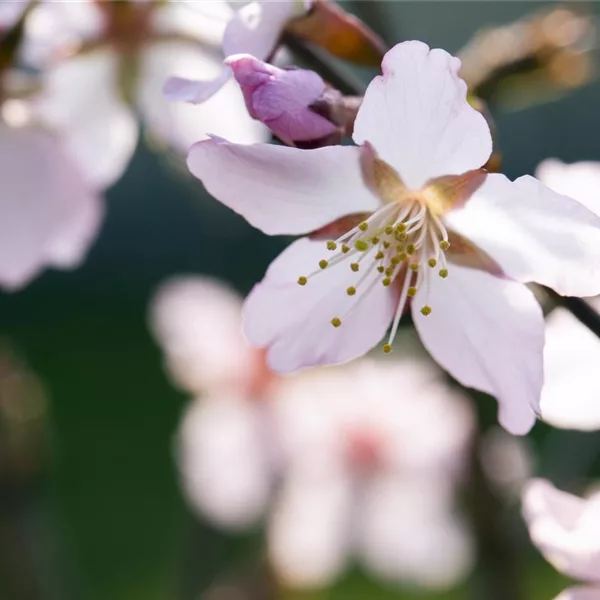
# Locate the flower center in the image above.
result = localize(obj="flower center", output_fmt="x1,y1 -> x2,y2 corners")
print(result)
297,198 -> 450,353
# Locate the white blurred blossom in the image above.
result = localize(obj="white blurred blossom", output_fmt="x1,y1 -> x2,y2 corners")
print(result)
21,0 -> 267,188
150,275 -> 475,591
536,160 -> 600,431
523,478 -> 600,600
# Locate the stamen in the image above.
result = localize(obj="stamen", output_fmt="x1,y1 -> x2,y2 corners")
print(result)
354,240 -> 369,252
439,268 -> 448,278
331,317 -> 342,327
440,240 -> 450,251
327,241 -> 337,251
428,258 -> 437,268
382,343 -> 392,354
351,262 -> 360,272
341,244 -> 350,254
358,221 -> 369,232
421,305 -> 432,316
346,286 -> 356,296
297,276 -> 307,286
319,259 -> 328,269
407,286 -> 417,297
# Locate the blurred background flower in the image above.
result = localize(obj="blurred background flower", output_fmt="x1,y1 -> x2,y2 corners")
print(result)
151,275 -> 475,593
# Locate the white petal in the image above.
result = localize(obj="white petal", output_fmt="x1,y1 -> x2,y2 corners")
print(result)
353,41 -> 492,190
140,42 -> 267,152
536,159 -> 600,217
149,276 -> 256,396
223,1 -> 299,60
358,475 -> 474,589
412,264 -> 543,435
0,125 -> 103,290
447,173 -> 600,297
22,1 -> 105,67
33,49 -> 137,189
522,479 -> 600,583
268,470 -> 351,588
555,587 -> 600,600
243,238 -> 397,373
187,140 -> 380,235
177,396 -> 272,530
540,307 -> 600,431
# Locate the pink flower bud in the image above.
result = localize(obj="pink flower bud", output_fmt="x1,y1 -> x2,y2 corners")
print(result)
225,54 -> 337,146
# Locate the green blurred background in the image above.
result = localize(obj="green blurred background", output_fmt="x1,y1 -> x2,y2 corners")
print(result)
1,2 -> 600,599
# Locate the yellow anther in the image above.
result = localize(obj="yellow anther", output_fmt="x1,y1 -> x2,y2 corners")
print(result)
371,236 -> 380,244
377,266 -> 385,273
354,240 -> 369,252
346,286 -> 356,296
385,266 -> 394,276
382,343 -> 392,354
397,252 -> 407,261
391,255 -> 401,265
428,258 -> 437,268
350,262 -> 360,272
297,276 -> 307,286
396,223 -> 407,233
407,286 -> 417,297
409,263 -> 419,272
341,244 -> 350,254
420,305 -> 432,316
396,245 -> 404,253
331,317 -> 342,327
358,221 -> 369,232
375,251 -> 384,260
383,241 -> 391,249
327,241 -> 337,251
439,268 -> 448,278
406,244 -> 416,255
385,226 -> 394,235
440,240 -> 450,251
319,259 -> 328,269
395,231 -> 408,242
382,278 -> 391,286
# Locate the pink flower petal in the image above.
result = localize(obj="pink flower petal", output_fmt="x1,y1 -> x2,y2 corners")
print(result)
162,69 -> 231,104
142,43 -> 268,150
0,125 -> 103,290
447,173 -> 600,297
536,159 -> 600,217
177,396 -> 272,530
268,470 -> 352,588
555,587 -> 600,600
149,276 -> 255,396
412,264 -> 543,435
353,41 -> 492,190
522,479 -> 600,584
33,49 -> 137,189
187,140 -> 380,235
223,1 -> 303,60
243,238 -> 398,373
226,54 -> 336,144
540,308 -> 600,431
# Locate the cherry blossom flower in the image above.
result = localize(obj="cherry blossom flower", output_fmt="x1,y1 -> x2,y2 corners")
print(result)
150,275 -> 475,589
536,160 -> 600,431
22,0 -> 266,188
522,479 -> 600,600
225,53 -> 337,145
187,41 -> 600,434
